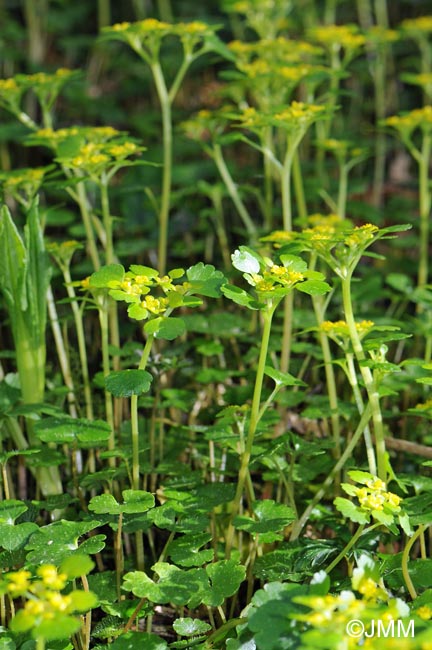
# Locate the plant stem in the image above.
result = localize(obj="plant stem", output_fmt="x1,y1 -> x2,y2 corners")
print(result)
401,524 -> 427,600
226,303 -> 276,557
341,274 -> 386,479
62,268 -> 94,420
131,334 -> 155,490
98,298 -> 115,453
290,404 -> 372,541
150,61 -> 172,275
326,523 -> 370,574
212,144 -> 257,240
417,133 -> 431,289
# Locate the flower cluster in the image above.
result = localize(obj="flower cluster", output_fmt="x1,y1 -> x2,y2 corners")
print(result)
294,557 -> 412,649
102,18 -> 218,61
244,262 -> 305,296
0,68 -> 77,114
335,471 -> 408,529
308,24 -> 366,55
400,16 -> 432,36
0,561 -> 97,640
385,106 -> 432,137
0,167 -> 47,205
82,264 -> 195,321
320,320 -> 374,347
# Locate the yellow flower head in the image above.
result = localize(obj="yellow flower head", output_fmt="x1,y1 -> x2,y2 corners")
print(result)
37,565 -> 68,590
6,570 -> 31,596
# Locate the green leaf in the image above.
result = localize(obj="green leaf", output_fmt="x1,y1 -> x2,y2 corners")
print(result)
334,497 -> 369,524
296,280 -> 331,295
186,262 -> 225,297
34,416 -> 111,445
89,264 -> 125,288
234,500 -> 295,543
168,533 -> 213,567
264,366 -> 307,387
204,560 -> 246,607
0,500 -> 27,524
280,254 -> 308,273
173,618 -> 212,636
127,302 -> 148,320
144,317 -> 186,340
110,632 -> 168,650
89,490 -> 155,515
0,522 -> 38,551
231,247 -> 261,274
129,264 -> 158,277
221,284 -> 260,309
104,370 -> 153,397
61,554 -> 95,578
24,520 -> 105,565
0,205 -> 27,317
68,589 -> 98,611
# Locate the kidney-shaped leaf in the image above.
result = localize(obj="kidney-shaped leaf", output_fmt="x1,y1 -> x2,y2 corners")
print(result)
104,370 -> 153,397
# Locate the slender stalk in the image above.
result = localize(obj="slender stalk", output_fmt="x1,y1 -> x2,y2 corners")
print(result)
417,133 -> 431,289
401,525 -> 427,600
98,299 -> 115,452
292,150 -> 307,222
325,523 -> 369,574
290,404 -> 373,541
62,268 -> 94,420
345,352 -> 377,475
312,294 -> 341,460
226,303 -> 277,556
341,275 -> 386,479
212,144 -> 257,239
131,334 -> 155,490
150,61 -> 172,275
46,286 -> 78,417
71,182 -> 101,271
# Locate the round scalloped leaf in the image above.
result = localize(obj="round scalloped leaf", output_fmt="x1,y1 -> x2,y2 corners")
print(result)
89,264 -> 125,288
34,416 -> 111,444
104,369 -> 153,397
144,317 -> 186,340
296,279 -> 331,295
231,248 -> 261,274
173,618 -> 212,636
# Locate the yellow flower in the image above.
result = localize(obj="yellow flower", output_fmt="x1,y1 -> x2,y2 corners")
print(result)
345,224 -> 379,247
416,605 -> 432,620
37,565 -> 67,590
6,570 -> 31,596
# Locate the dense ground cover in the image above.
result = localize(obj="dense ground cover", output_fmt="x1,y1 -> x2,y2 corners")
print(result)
1,1 -> 432,648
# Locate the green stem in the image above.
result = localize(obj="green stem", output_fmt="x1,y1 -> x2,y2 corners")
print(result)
341,275 -> 386,479
212,144 -> 257,239
417,134 -> 431,289
36,637 -> 45,650
312,294 -> 341,460
131,334 -> 155,490
337,160 -> 349,219
46,285 -> 78,417
401,525 -> 427,600
63,268 -> 94,420
291,404 -> 372,541
226,303 -> 276,556
326,523 -> 367,573
292,149 -> 307,222
150,61 -> 172,275
98,299 -> 115,452
72,181 -> 101,271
